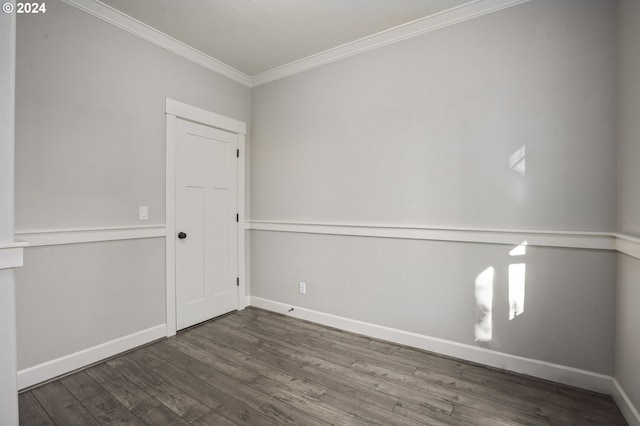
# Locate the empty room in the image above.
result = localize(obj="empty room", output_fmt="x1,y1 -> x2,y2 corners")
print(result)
1,0 -> 639,424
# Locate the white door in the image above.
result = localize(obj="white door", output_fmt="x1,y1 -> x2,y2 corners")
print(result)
175,118 -> 238,330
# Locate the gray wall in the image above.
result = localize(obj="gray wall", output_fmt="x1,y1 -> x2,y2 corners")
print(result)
250,0 -> 618,374
0,1 -> 19,424
618,0 -> 640,236
0,2 -> 14,240
615,0 -> 640,414
251,0 -> 617,232
16,0 -> 250,230
15,0 -> 251,372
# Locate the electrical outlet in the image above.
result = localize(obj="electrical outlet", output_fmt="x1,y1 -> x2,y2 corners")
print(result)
139,206 -> 148,220
299,282 -> 306,294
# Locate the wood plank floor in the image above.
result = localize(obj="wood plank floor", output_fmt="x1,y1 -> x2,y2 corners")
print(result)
19,307 -> 627,425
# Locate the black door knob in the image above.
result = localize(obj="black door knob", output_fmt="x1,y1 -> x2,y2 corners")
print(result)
178,232 -> 187,239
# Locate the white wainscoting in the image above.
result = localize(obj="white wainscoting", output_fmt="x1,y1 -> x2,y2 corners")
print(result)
246,222 -> 640,424
14,220 -> 640,420
16,225 -> 166,247
17,324 -> 166,390
15,225 -> 168,390
249,296 -> 613,395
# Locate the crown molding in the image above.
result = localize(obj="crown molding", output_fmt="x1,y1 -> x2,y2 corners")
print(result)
63,0 -> 530,88
60,0 -> 252,87
251,0 -> 531,87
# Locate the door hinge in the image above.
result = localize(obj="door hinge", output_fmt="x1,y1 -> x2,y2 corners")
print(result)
236,149 -> 239,158
237,277 -> 239,287
236,213 -> 239,222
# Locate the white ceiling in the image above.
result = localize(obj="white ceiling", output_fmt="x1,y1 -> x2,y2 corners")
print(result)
97,0 -> 474,77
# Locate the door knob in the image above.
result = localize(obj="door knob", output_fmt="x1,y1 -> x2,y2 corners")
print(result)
178,232 -> 187,239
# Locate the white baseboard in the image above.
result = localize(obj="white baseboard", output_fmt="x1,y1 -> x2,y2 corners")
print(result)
248,297 -> 613,395
613,379 -> 640,426
17,324 -> 166,390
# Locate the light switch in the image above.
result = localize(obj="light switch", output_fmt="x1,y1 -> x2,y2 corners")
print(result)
139,206 -> 148,220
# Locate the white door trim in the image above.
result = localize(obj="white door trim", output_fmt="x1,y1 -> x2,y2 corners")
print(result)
165,98 -> 247,337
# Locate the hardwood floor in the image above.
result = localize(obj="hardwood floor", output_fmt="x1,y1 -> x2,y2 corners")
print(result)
19,307 -> 627,425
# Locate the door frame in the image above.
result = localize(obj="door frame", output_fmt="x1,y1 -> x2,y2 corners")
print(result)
165,98 -> 247,337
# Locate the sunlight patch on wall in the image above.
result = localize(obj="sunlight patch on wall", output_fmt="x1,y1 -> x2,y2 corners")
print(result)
509,240 -> 527,256
474,267 -> 494,342
509,145 -> 526,176
508,240 -> 527,321
508,263 -> 526,320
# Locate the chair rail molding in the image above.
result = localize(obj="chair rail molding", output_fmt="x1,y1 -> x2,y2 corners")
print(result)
16,225 -> 166,247
0,241 -> 29,270
614,233 -> 640,260
247,220 -> 618,252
